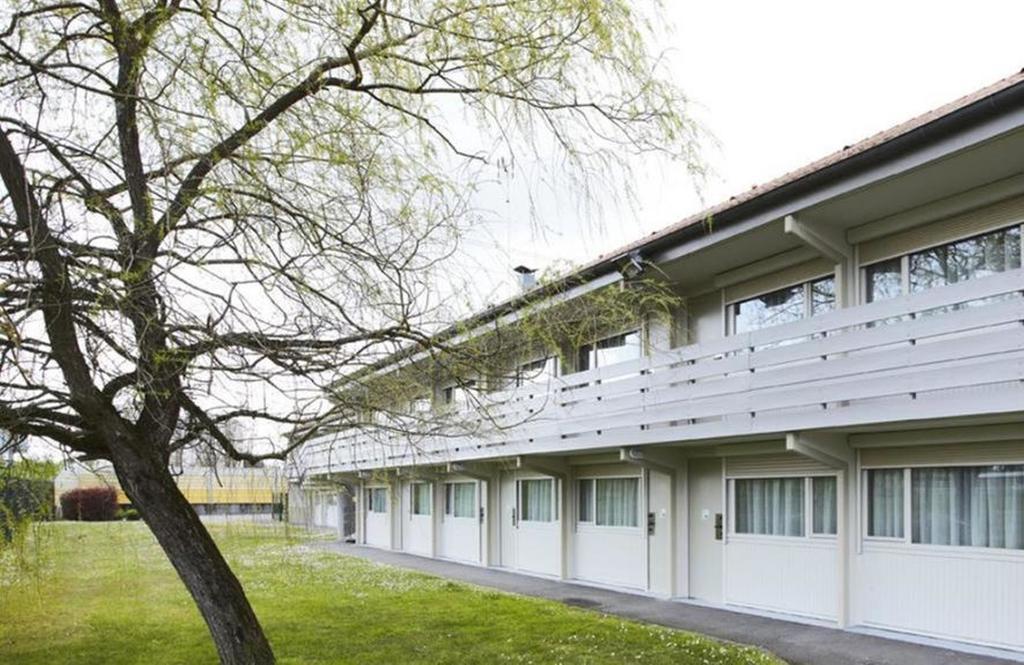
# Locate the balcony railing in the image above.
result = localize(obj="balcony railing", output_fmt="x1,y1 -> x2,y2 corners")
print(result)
297,268 -> 1024,475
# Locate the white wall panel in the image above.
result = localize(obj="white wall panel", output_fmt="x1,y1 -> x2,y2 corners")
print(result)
405,513 -> 432,556
516,521 -> 561,577
573,527 -> 645,589
725,536 -> 838,620
439,515 -> 480,563
854,543 -> 1024,650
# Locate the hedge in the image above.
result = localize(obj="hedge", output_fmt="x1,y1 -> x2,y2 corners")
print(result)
59,487 -> 119,521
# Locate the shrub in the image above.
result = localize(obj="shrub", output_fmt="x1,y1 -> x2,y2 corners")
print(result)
117,507 -> 141,521
1,475 -> 54,543
60,487 -> 118,521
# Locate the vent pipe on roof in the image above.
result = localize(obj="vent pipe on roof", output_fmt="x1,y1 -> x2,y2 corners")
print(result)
513,265 -> 537,292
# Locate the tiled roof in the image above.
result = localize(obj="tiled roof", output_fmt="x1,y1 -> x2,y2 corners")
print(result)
349,69 -> 1024,378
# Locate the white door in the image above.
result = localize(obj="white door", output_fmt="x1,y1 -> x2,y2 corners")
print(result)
405,482 -> 433,556
439,480 -> 481,563
499,473 -> 517,568
688,458 -> 723,603
647,469 -> 673,596
364,486 -> 391,548
514,476 -> 561,576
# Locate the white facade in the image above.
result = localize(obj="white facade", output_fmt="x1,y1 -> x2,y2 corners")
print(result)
293,75 -> 1024,656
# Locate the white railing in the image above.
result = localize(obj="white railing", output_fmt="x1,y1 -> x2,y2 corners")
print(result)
297,269 -> 1024,475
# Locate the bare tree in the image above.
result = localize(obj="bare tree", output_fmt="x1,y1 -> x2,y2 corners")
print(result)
0,2 -> 699,662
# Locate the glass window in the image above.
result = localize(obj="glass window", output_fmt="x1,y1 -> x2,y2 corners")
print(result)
409,397 -> 432,414
577,479 -> 594,523
595,477 -> 639,527
411,483 -> 431,516
442,381 -> 475,409
516,357 -> 557,387
444,482 -> 476,518
733,284 -> 805,334
734,477 -> 805,536
594,331 -> 642,367
812,476 -> 838,535
911,464 -> 1024,550
520,478 -> 554,522
867,469 -> 904,538
367,487 -> 387,513
810,277 -> 837,316
575,331 -> 641,373
910,226 -> 1021,293
576,343 -> 592,373
865,258 -> 903,303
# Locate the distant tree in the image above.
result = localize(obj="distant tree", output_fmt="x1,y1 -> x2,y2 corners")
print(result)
0,2 -> 700,663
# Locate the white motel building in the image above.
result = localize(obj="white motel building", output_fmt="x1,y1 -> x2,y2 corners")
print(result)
292,72 -> 1024,655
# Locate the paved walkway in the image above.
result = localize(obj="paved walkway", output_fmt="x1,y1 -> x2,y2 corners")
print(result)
320,542 -> 1020,665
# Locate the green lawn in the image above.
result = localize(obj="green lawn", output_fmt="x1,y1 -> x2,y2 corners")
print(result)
0,522 -> 782,664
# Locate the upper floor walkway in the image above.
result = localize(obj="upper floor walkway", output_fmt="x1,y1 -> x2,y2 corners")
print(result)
298,266 -> 1024,475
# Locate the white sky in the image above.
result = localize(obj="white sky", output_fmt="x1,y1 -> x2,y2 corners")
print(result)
459,0 -> 1024,305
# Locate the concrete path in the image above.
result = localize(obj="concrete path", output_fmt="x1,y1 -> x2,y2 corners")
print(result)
320,542 -> 1021,665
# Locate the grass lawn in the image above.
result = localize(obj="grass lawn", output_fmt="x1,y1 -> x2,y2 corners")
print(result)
0,521 -> 783,664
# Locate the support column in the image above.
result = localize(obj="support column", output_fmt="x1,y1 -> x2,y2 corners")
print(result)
787,431 -> 854,626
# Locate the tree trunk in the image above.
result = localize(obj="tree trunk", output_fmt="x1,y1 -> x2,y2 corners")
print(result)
110,445 -> 275,664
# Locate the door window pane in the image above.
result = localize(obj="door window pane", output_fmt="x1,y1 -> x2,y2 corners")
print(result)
368,487 -> 387,513
520,479 -> 554,522
445,482 -> 476,518
866,258 -> 903,303
733,284 -> 805,334
912,465 -> 1024,549
412,483 -> 431,516
812,476 -> 838,535
595,478 -> 639,527
867,469 -> 904,538
577,479 -> 594,523
734,477 -> 805,536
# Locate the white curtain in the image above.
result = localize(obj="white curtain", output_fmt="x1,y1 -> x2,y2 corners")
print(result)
735,478 -> 804,536
368,488 -> 386,513
452,482 -> 476,518
521,479 -> 553,522
595,478 -> 639,527
868,469 -> 903,538
912,465 -> 1024,549
412,483 -> 431,516
812,476 -> 837,535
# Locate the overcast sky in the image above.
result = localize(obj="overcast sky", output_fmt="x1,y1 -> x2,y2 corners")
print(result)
459,0 -> 1024,305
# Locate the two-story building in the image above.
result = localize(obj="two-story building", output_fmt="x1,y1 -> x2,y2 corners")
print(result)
292,72 -> 1024,655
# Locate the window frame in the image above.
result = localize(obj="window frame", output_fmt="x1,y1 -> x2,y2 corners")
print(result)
729,474 -> 838,541
726,274 -> 837,336
860,222 -> 1024,304
861,462 -> 1024,555
575,475 -> 642,530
